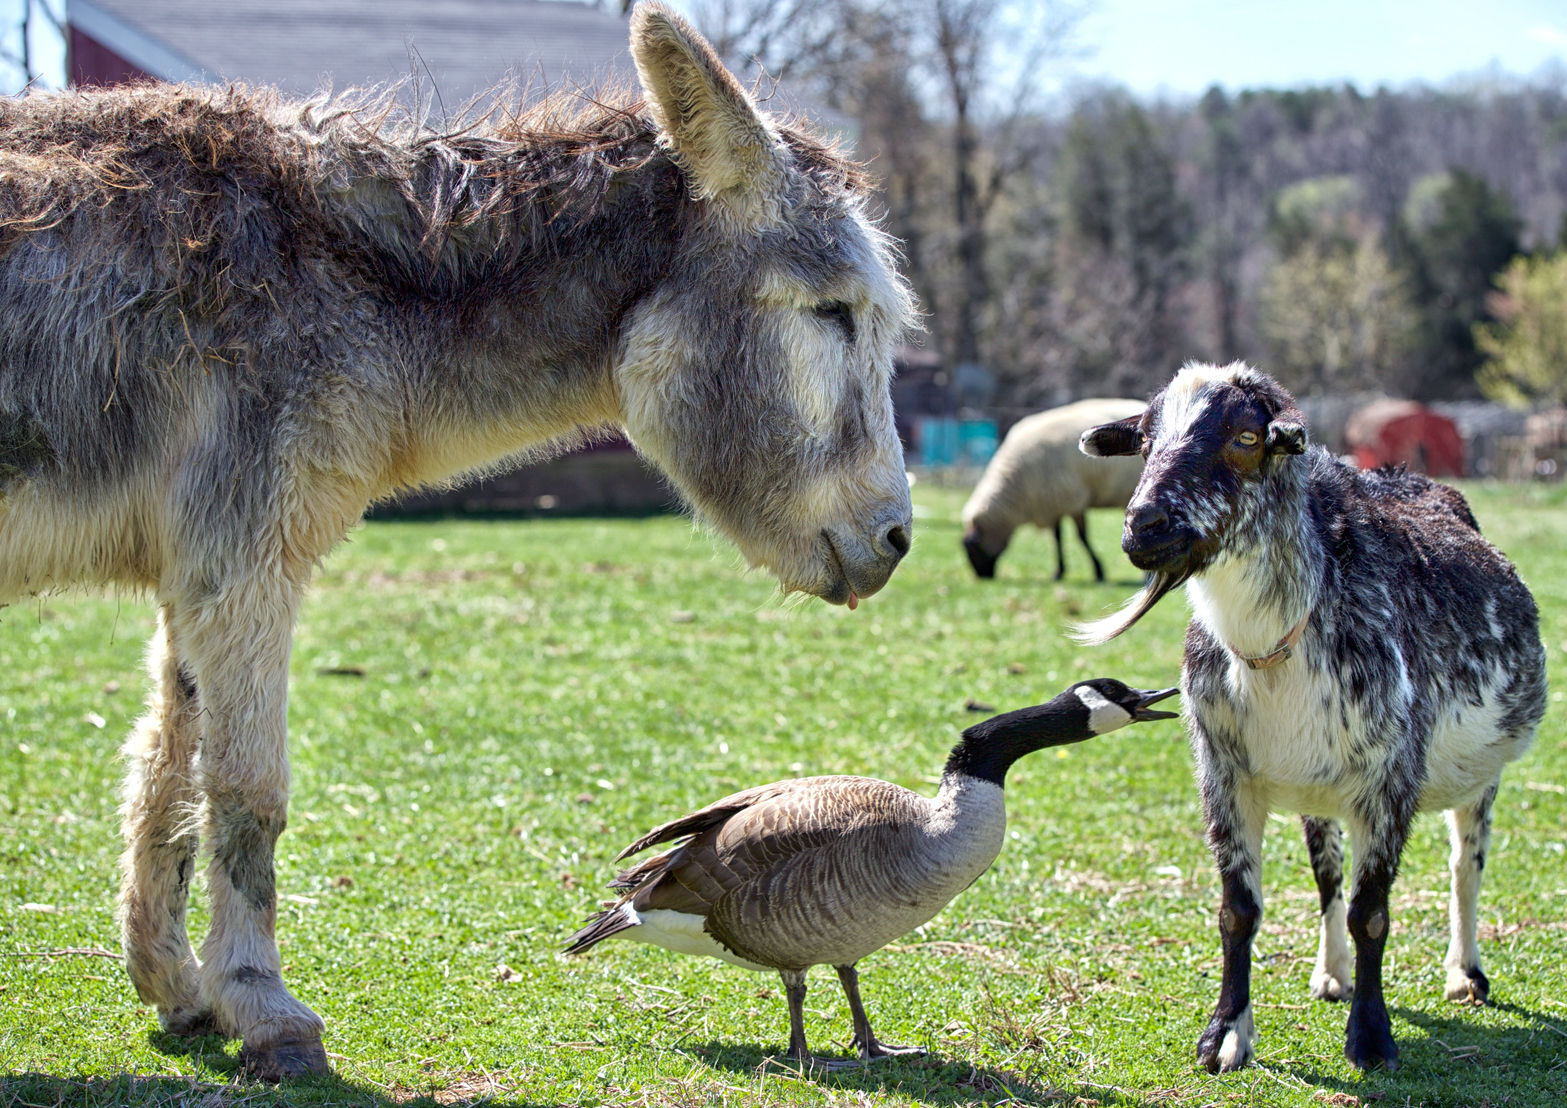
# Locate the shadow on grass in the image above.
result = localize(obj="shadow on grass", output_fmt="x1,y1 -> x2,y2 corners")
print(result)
684,1040 -> 1164,1107
0,1031 -> 563,1108
1288,999 -> 1567,1104
0,1070 -> 563,1108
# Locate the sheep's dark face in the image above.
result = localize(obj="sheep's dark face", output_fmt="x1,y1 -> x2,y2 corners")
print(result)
962,526 -> 1001,578
1074,364 -> 1306,641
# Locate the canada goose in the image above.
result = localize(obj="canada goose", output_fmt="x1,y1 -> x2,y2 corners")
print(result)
564,678 -> 1178,1066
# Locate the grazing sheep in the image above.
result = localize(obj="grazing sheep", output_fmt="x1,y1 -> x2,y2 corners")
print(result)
1078,362 -> 1547,1073
961,399 -> 1145,580
566,679 -> 1178,1066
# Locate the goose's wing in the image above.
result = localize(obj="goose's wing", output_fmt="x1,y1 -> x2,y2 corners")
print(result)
613,779 -> 805,861
626,776 -> 926,929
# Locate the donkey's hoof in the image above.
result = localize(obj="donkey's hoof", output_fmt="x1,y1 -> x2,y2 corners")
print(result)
238,1036 -> 330,1081
161,1007 -> 227,1038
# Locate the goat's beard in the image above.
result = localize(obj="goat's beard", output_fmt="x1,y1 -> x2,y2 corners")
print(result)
1070,567 -> 1191,645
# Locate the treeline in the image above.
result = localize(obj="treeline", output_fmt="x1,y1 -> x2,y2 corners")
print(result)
693,0 -> 1567,409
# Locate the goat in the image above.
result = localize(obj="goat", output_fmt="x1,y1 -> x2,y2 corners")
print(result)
0,3 -> 915,1079
1078,362 -> 1546,1072
961,398 -> 1144,580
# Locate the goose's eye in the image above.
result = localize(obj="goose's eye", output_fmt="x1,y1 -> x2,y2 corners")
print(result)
812,300 -> 856,344
1235,430 -> 1261,447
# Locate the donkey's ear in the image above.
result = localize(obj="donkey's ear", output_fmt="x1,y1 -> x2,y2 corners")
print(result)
630,2 -> 784,223
1265,419 -> 1307,455
1080,415 -> 1144,458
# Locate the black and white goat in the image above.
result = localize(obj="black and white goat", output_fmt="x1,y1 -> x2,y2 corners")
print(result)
1077,362 -> 1546,1073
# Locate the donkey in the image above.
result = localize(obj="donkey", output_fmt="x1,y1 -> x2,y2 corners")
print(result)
1077,363 -> 1545,1072
0,3 -> 915,1079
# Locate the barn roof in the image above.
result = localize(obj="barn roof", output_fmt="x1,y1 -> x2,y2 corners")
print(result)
68,0 -> 639,108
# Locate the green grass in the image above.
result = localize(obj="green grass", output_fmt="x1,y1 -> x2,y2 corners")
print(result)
2,480 -> 1565,1107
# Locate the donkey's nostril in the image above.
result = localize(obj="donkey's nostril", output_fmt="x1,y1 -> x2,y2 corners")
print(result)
1128,505 -> 1169,535
882,523 -> 911,559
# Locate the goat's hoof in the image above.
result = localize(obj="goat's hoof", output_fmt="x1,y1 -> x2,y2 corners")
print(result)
1344,1015 -> 1399,1071
1444,966 -> 1490,1005
1309,971 -> 1353,1002
1197,1009 -> 1254,1073
238,1035 -> 330,1081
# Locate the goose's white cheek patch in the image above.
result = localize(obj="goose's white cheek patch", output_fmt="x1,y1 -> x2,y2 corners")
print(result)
1075,685 -> 1133,735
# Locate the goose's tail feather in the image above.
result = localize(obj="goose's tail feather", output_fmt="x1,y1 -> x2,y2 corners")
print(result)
563,901 -> 639,956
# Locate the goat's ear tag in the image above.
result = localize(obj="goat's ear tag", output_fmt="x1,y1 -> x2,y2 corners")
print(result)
1266,420 -> 1307,455
1080,416 -> 1143,458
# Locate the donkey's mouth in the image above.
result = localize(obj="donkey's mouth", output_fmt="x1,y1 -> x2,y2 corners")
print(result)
815,527 -> 901,606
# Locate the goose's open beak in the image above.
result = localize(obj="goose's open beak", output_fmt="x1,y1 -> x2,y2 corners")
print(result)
1132,686 -> 1180,721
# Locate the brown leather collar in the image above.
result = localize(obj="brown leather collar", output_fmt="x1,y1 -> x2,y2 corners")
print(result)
1235,612 -> 1310,670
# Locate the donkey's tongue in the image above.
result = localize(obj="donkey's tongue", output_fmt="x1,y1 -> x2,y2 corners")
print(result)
848,592 -> 859,611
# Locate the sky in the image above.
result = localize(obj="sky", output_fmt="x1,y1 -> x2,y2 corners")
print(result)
1060,0 -> 1567,98
15,1 -> 1567,99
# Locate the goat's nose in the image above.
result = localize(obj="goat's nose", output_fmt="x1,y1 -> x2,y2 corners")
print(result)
1127,504 -> 1170,535
879,521 -> 912,560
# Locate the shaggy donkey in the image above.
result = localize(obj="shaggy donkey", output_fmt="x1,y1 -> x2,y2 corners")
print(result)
1078,362 -> 1545,1073
0,3 -> 915,1079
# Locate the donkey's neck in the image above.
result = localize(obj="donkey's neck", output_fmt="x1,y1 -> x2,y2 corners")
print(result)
315,121 -> 687,493
1188,465 -> 1324,657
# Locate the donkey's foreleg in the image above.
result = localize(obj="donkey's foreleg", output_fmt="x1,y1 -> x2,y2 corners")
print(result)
1443,781 -> 1497,1005
175,578 -> 328,1080
1196,777 -> 1267,1073
118,609 -> 212,1033
1301,815 -> 1353,1001
1342,805 -> 1411,1072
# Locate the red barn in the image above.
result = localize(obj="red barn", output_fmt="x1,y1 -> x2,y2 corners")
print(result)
1345,398 -> 1465,478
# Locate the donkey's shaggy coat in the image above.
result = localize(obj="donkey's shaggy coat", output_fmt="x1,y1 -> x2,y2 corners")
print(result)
0,4 -> 915,1078
1080,363 -> 1545,1073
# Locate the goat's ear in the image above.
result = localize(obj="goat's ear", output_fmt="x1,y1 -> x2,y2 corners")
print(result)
1080,416 -> 1144,457
631,2 -> 784,225
1265,419 -> 1307,456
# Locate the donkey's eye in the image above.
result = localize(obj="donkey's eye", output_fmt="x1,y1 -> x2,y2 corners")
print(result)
1235,431 -> 1260,447
812,300 -> 856,344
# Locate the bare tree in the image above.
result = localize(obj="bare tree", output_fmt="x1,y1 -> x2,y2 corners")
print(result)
684,0 -> 1084,382
0,0 -> 65,94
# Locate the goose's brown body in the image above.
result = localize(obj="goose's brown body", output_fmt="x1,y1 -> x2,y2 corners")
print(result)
604,773 -> 1006,970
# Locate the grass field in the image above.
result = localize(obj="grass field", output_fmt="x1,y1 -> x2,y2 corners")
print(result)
2,478 -> 1564,1107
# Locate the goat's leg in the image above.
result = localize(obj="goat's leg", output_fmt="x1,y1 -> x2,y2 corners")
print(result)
1342,810 -> 1410,1071
173,574 -> 328,1080
1196,780 -> 1267,1073
1071,512 -> 1105,582
1443,781 -> 1497,1004
1301,815 -> 1353,1001
118,608 -> 214,1034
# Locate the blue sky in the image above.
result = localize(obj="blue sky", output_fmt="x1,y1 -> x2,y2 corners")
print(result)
1061,0 -> 1567,97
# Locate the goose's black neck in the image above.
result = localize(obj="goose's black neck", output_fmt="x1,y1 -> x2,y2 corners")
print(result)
943,697 -> 1090,787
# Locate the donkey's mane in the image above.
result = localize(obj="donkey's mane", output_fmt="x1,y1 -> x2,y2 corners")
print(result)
0,80 -> 871,298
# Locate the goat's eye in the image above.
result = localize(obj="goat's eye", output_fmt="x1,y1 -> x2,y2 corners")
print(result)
812,300 -> 856,344
1235,431 -> 1261,447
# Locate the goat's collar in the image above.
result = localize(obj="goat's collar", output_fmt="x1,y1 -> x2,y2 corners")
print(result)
1232,612 -> 1311,670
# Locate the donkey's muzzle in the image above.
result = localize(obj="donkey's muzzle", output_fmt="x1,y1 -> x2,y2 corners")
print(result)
820,507 -> 912,604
